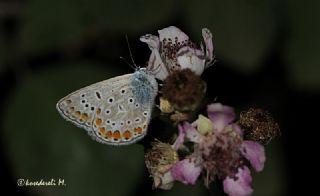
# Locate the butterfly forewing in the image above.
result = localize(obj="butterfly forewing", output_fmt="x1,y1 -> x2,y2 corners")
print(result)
56,74 -> 133,131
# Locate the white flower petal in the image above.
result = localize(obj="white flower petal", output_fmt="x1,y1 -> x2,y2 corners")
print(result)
202,28 -> 214,63
146,49 -> 169,80
158,26 -> 189,43
177,51 -> 205,75
140,34 -> 160,50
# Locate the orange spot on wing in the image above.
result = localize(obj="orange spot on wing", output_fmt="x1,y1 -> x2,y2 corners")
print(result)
99,127 -> 106,135
105,131 -> 112,139
95,118 -> 102,126
113,130 -> 121,140
123,130 -> 132,140
134,127 -> 143,134
96,108 -> 101,115
74,111 -> 81,117
80,113 -> 89,121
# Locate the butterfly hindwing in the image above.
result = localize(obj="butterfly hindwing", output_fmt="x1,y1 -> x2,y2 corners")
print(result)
90,85 -> 153,145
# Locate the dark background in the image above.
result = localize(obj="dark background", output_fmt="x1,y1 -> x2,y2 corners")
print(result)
1,0 -> 319,195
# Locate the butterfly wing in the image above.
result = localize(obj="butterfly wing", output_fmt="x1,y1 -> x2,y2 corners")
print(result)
56,74 -> 133,132
56,71 -> 158,145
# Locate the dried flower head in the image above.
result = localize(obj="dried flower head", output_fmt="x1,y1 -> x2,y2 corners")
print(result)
162,69 -> 206,112
145,140 -> 179,189
238,108 -> 280,145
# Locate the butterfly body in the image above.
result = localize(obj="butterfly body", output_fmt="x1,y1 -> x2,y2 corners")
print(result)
56,68 -> 158,145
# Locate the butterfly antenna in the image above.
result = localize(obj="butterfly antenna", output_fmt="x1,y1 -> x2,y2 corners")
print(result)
120,56 -> 136,70
125,35 -> 138,69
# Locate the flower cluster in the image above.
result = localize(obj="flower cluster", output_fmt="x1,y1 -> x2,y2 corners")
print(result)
146,103 -> 267,196
141,26 -> 213,123
140,26 -> 280,196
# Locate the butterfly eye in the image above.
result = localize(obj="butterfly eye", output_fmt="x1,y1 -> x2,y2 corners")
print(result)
107,97 -> 114,103
127,120 -> 131,125
85,104 -> 89,108
106,120 -> 111,124
120,121 -> 124,126
81,100 -> 86,103
121,89 -> 126,94
143,111 -> 148,116
81,94 -> 85,98
91,107 -> 95,111
135,103 -> 140,108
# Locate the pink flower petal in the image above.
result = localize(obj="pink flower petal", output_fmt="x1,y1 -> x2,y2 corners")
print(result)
173,122 -> 202,150
223,166 -> 253,196
207,103 -> 235,132
158,26 -> 189,43
183,122 -> 203,143
240,141 -> 266,172
171,157 -> 202,185
172,124 -> 186,150
232,124 -> 244,136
